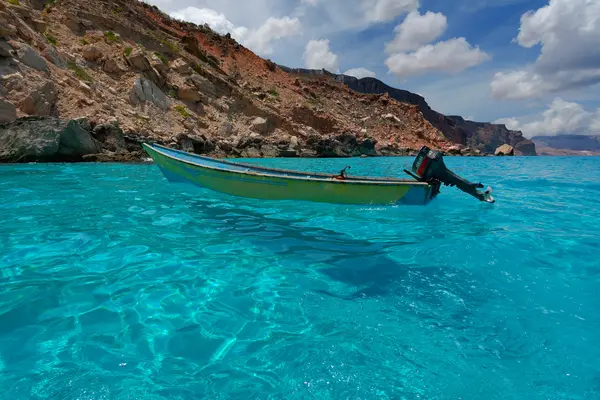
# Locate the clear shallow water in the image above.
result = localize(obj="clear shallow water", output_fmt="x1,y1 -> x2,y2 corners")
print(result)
0,156 -> 599,400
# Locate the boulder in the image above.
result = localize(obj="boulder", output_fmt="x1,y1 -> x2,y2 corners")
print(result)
235,132 -> 264,149
250,116 -> 274,135
19,81 -> 57,116
150,54 -> 169,75
146,66 -> 165,88
176,133 -> 215,154
79,81 -> 92,93
41,46 -> 66,68
57,119 -> 101,159
495,144 -> 514,156
82,45 -> 103,62
102,57 -> 126,74
170,58 -> 191,74
189,74 -> 216,97
91,121 -> 126,152
0,100 -> 17,124
0,117 -> 100,162
177,85 -> 202,102
130,77 -> 171,111
125,48 -> 150,71
17,45 -> 49,72
0,41 -> 14,57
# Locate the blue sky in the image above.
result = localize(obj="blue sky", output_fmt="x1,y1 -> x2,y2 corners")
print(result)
148,0 -> 600,137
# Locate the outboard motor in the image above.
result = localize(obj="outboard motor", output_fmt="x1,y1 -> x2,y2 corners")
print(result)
408,146 -> 495,203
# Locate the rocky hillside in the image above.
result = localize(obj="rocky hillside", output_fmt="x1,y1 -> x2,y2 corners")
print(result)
532,135 -> 600,156
0,0 -> 525,163
280,67 -> 536,156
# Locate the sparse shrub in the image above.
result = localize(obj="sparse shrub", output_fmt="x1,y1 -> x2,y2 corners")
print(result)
123,47 -> 133,57
80,38 -> 89,45
104,31 -> 120,44
44,32 -> 57,45
8,0 -> 20,5
164,39 -> 180,54
67,61 -> 93,83
174,105 -> 191,119
197,51 -> 220,68
192,63 -> 203,75
154,52 -> 168,64
268,88 -> 279,97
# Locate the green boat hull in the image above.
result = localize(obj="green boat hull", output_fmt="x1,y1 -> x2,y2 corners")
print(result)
142,143 -> 437,206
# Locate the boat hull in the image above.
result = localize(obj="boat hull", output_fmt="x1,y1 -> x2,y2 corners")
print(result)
142,143 -> 437,206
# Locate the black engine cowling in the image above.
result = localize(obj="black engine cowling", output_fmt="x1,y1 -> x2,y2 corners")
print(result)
410,146 -> 494,203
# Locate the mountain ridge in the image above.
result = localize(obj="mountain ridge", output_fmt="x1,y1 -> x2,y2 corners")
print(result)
1,0 -> 533,163
532,135 -> 600,156
278,66 -> 537,156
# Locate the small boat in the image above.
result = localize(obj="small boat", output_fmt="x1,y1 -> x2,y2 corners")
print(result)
142,143 -> 494,205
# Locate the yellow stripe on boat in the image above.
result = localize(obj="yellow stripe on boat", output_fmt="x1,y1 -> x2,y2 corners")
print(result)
142,143 -> 437,206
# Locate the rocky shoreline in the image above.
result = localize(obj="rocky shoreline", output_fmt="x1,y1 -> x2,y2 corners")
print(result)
0,116 -> 511,163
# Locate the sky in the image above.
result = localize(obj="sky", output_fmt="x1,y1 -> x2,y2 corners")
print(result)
145,0 -> 600,138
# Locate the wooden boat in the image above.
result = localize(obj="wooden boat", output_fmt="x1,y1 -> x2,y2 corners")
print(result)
141,143 -> 494,205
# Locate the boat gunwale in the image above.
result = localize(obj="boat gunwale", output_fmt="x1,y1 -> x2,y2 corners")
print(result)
146,143 -> 430,187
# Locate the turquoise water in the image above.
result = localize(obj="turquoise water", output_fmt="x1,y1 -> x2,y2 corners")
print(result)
0,156 -> 599,399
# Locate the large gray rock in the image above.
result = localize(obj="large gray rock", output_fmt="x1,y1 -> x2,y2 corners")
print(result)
17,45 -> 49,72
91,121 -> 127,152
0,117 -> 100,162
41,46 -> 66,68
58,119 -> 101,158
126,48 -> 150,71
0,41 -> 14,57
130,77 -> 171,111
189,74 -> 216,97
0,100 -> 16,124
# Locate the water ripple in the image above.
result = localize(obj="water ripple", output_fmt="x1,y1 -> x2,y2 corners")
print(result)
0,158 -> 599,399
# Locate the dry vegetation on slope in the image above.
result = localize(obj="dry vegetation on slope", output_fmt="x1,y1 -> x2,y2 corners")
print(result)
1,0 -> 481,162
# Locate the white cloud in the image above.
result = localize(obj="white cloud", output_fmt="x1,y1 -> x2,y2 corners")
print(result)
244,16 -> 302,55
386,38 -> 490,79
170,7 -> 249,41
303,39 -> 339,72
491,0 -> 600,99
385,11 -> 447,53
363,0 -> 420,23
494,98 -> 600,137
170,7 -> 300,56
493,117 -> 521,131
301,0 -> 318,5
343,67 -> 377,79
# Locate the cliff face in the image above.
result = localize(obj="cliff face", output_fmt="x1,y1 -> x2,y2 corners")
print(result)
0,0 -> 531,163
280,67 -> 537,156
0,0 -> 459,162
